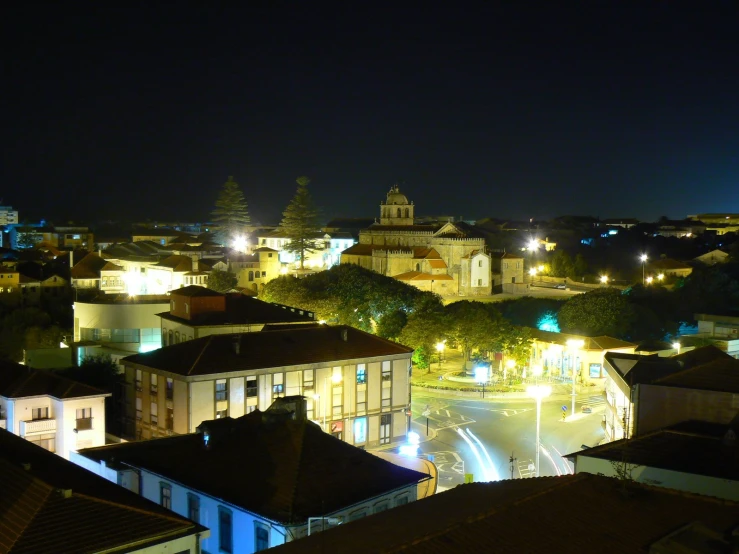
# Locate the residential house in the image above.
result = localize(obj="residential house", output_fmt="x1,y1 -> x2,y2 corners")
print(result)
692,312 -> 739,358
491,252 -> 525,291
74,401 -> 427,553
602,218 -> 639,229
689,213 -> 739,225
568,421 -> 739,501
159,285 -> 315,346
0,360 -> 109,459
0,428 -> 207,553
694,249 -> 730,265
648,258 -> 693,279
602,346 -> 739,442
228,247 -> 283,294
528,329 -> 637,383
256,228 -> 331,269
268,472 -> 739,554
120,325 -> 414,447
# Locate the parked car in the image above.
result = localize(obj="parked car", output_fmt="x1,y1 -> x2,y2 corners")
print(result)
582,405 -> 593,414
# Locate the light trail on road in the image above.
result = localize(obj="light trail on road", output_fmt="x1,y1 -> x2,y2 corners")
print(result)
465,429 -> 501,481
540,444 -> 562,476
455,428 -> 493,481
551,445 -> 574,475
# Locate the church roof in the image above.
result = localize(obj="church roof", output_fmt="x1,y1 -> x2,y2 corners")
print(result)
393,271 -> 454,281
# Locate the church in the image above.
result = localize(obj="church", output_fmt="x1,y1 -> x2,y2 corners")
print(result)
340,186 -> 492,296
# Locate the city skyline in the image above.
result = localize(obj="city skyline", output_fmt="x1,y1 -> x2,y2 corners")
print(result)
2,4 -> 738,224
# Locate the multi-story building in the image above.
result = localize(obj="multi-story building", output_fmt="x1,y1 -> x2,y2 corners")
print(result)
120,325 -> 414,447
602,346 -> 739,442
159,285 -> 315,346
341,186 -> 491,296
0,204 -> 19,225
1,428 -> 207,553
0,359 -> 109,459
74,400 -> 427,554
228,247 -> 283,294
528,330 -> 636,383
691,312 -> 739,358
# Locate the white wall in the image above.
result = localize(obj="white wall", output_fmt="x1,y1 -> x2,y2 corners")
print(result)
575,455 -> 739,501
54,396 -> 107,459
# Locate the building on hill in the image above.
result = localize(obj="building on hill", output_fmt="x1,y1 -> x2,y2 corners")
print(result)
0,359 -> 109,459
73,400 -> 427,553
0,427 -> 207,553
268,472 -> 739,554
647,258 -> 693,279
694,249 -> 730,265
603,346 -> 739,442
691,312 -> 739,358
120,325 -> 413,446
689,213 -> 739,225
568,420 -> 739,501
340,186 -> 491,296
159,285 -> 316,345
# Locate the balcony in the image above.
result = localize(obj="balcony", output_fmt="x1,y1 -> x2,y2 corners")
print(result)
75,417 -> 93,431
21,418 -> 56,436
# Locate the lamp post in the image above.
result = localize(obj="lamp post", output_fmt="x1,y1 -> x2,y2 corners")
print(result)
435,341 -> 445,369
639,254 -> 648,285
475,365 -> 489,399
672,342 -> 681,356
527,384 -> 552,477
566,339 -> 584,416
600,275 -> 608,285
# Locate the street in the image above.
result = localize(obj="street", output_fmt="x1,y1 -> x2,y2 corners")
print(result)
410,390 -> 605,489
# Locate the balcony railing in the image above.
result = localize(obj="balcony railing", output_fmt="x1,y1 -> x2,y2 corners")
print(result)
75,417 -> 93,431
21,418 -> 56,435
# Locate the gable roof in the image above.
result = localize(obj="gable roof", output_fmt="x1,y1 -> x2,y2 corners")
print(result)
78,410 -> 427,525
70,252 -> 110,279
269,472 -> 739,554
649,258 -> 693,270
530,329 -> 637,351
0,429 -> 204,554
152,255 -> 193,272
0,360 -> 110,400
122,325 -> 413,377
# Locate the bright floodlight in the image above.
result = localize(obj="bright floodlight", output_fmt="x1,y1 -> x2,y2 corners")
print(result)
528,240 -> 539,251
646,276 -> 654,284
435,341 -> 445,353
657,273 -> 665,280
600,275 -> 608,284
538,265 -> 545,272
640,254 -> 648,262
505,359 -> 516,369
527,384 -> 552,399
672,342 -> 680,350
529,268 -> 537,276
232,235 -> 248,252
474,366 -> 489,384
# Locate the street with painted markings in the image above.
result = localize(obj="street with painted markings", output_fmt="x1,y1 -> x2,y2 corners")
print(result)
410,390 -> 606,489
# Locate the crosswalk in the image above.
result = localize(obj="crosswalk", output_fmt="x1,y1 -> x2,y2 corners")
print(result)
418,408 -> 474,430
580,395 -> 605,408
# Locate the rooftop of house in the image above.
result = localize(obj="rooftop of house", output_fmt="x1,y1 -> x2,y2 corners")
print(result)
605,346 -> 738,393
160,287 -> 315,326
0,429 -> 205,554
70,252 -> 111,279
122,325 -> 413,377
152,255 -> 193,272
649,258 -> 693,270
0,360 -> 110,400
393,271 -> 454,281
78,408 -> 427,525
76,293 -> 171,305
529,329 -> 637,351
568,422 -> 739,482
269,472 -> 739,554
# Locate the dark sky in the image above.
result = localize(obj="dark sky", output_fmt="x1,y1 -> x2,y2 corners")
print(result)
3,3 -> 739,225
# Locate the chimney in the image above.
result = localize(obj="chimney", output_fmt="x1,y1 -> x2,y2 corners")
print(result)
341,328 -> 348,342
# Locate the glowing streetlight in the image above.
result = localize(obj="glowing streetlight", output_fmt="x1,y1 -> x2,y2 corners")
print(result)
435,341 -> 446,369
475,365 -> 489,399
566,339 -> 584,416
232,235 -> 248,253
600,275 -> 608,285
672,342 -> 681,356
529,267 -> 537,277
528,239 -> 539,251
504,359 -> 515,383
657,273 -> 665,281
538,265 -> 545,272
646,276 -> 654,285
639,254 -> 648,284
527,384 -> 552,477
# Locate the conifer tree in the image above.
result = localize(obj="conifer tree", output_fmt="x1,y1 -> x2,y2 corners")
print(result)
211,176 -> 250,246
279,176 -> 322,270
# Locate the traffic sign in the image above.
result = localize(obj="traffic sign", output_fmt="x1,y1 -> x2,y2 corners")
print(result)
562,405 -> 568,411
422,409 -> 431,417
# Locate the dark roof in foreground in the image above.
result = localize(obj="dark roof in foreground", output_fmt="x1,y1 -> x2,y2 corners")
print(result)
78,409 -> 426,525
568,424 -> 739,481
122,325 -> 413,376
269,473 -> 739,554
0,429 -> 204,554
0,360 -> 110,400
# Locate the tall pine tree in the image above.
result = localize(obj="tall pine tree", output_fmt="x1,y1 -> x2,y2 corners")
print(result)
211,176 -> 250,246
279,176 -> 321,270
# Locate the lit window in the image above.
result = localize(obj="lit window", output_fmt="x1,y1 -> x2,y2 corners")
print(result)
356,365 -> 366,385
160,483 -> 172,509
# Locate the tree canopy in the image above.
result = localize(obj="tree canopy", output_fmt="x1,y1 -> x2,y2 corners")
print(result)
207,269 -> 238,293
279,176 -> 322,270
211,176 -> 250,246
557,288 -> 636,337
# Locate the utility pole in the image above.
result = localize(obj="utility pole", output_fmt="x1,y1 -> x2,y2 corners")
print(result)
509,452 -> 517,479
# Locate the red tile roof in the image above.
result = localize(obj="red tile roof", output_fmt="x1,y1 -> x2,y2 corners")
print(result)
393,272 -> 454,281
0,429 -> 205,554
70,253 -> 110,279
123,325 -> 413,377
0,360 -> 110,400
270,473 -> 739,554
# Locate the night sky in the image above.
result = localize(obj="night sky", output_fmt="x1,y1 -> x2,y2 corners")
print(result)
3,4 -> 738,225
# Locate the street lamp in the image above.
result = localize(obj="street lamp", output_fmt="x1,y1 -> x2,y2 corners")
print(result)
475,365 -> 489,399
527,384 -> 552,477
566,339 -> 584,416
646,276 -> 654,285
657,273 -> 665,282
435,341 -> 445,369
672,342 -> 681,356
639,254 -> 648,285
528,239 -> 539,251
600,275 -> 608,285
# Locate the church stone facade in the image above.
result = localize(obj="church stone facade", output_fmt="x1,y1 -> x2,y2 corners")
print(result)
340,186 -> 492,296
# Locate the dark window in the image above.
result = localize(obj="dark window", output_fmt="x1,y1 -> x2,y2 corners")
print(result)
75,407 -> 92,430
218,507 -> 233,553
160,483 -> 172,509
215,379 -> 227,401
32,407 -> 49,420
187,493 -> 200,523
255,524 -> 269,551
246,377 -> 257,397
166,407 -> 174,430
166,378 -> 174,400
